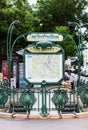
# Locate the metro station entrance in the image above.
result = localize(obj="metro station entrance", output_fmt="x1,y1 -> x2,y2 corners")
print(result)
0,22 -> 88,118
22,33 -> 65,116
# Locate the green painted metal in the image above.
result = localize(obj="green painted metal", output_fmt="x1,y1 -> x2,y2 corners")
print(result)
23,41 -> 65,85
40,81 -> 48,116
52,89 -> 68,113
68,22 -> 88,87
0,79 -> 86,114
0,89 -> 8,108
5,21 -> 88,116
20,90 -> 36,114
36,41 -> 53,49
80,88 -> 88,107
6,21 -> 20,87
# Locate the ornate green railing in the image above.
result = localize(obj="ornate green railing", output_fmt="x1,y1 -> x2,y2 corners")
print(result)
0,79 -> 88,116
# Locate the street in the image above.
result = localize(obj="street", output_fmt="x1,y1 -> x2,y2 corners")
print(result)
0,117 -> 88,130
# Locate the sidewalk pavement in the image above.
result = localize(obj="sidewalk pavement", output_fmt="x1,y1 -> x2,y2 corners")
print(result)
0,117 -> 88,130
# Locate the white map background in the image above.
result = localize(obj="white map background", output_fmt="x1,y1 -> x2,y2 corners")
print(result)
25,54 -> 63,83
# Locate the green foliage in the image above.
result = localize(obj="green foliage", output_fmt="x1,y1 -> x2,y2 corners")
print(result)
37,0 -> 88,31
55,26 -> 70,34
54,26 -> 77,59
0,0 -> 88,57
0,0 -> 40,52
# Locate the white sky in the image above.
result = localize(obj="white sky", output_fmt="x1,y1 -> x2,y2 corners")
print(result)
28,0 -> 37,5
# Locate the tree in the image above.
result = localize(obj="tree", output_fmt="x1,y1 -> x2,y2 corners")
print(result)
0,0 -> 9,73
0,0 -> 88,60
36,0 -> 88,31
54,26 -> 77,59
0,0 -> 40,52
34,0 -> 88,59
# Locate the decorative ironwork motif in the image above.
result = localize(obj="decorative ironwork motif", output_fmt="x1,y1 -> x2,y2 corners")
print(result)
80,88 -> 88,107
20,90 -> 36,112
0,90 -> 8,108
52,90 -> 68,112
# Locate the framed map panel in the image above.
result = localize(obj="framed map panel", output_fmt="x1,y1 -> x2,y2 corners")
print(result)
24,53 -> 63,83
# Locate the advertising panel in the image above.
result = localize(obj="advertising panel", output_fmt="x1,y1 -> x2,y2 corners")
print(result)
19,63 -> 27,88
2,60 -> 8,79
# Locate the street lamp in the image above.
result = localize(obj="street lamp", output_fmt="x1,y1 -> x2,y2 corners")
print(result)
7,21 -> 20,87
68,22 -> 88,87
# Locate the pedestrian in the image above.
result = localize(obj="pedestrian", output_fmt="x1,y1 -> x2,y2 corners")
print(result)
66,70 -> 78,90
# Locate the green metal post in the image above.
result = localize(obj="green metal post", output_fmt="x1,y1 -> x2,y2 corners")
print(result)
68,22 -> 88,87
76,23 -> 88,87
7,21 -> 20,87
41,81 -> 48,116
71,22 -> 82,87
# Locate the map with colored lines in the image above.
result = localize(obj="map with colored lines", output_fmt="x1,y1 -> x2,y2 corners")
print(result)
25,54 -> 63,83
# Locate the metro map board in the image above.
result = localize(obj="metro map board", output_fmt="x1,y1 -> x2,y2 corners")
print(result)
24,54 -> 63,83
